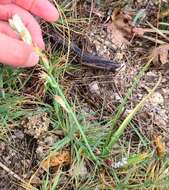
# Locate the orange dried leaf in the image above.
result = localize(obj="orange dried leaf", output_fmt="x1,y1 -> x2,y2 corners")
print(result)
41,150 -> 71,171
154,136 -> 166,157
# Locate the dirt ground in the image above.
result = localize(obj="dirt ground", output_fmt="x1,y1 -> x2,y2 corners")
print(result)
1,0 -> 169,189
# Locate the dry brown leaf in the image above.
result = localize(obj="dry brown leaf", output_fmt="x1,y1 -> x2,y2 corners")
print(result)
55,95 -> 68,112
108,9 -> 133,49
154,136 -> 166,158
111,9 -> 132,34
30,176 -> 42,185
132,27 -> 152,37
107,24 -> 129,49
41,150 -> 71,171
150,44 -> 169,65
132,27 -> 145,37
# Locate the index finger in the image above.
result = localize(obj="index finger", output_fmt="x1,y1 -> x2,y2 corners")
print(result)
0,0 -> 59,22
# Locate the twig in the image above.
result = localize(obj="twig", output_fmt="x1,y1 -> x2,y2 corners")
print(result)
0,161 -> 36,190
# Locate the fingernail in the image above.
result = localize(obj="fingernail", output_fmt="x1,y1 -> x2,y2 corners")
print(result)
35,38 -> 45,50
39,40 -> 45,50
25,52 -> 39,67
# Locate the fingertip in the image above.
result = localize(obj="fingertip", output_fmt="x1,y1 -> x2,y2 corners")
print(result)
0,33 -> 39,68
24,52 -> 39,67
34,38 -> 45,50
46,10 -> 59,22
31,0 -> 60,22
40,42 -> 45,50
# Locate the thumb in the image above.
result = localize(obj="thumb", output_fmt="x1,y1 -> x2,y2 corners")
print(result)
0,33 -> 39,68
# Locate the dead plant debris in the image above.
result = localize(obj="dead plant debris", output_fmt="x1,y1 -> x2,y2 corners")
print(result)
1,0 -> 169,189
154,135 -> 166,157
41,150 -> 71,172
150,44 -> 169,65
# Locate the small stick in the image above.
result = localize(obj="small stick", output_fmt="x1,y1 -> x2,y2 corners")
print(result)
0,161 -> 36,190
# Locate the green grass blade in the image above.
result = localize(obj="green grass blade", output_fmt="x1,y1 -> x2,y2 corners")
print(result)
102,71 -> 161,156
104,59 -> 152,148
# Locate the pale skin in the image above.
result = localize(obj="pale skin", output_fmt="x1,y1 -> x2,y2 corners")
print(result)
0,0 -> 59,67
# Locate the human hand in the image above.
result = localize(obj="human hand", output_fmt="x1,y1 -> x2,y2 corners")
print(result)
0,0 -> 59,67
